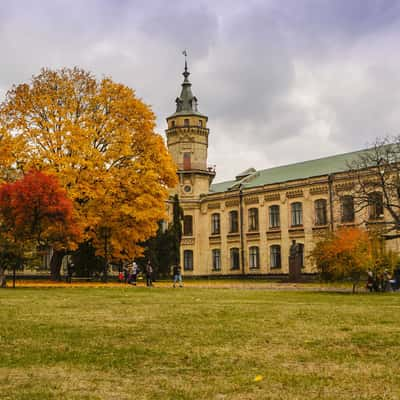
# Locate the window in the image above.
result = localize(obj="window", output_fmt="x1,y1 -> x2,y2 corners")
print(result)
171,120 -> 175,128
229,210 -> 239,233
341,195 -> 354,223
183,152 -> 191,170
184,118 -> 189,126
369,192 -> 383,219
248,208 -> 259,231
314,199 -> 327,226
211,213 -> 220,235
249,246 -> 260,269
183,250 -> 193,271
198,120 -> 203,127
270,245 -> 281,269
269,205 -> 280,228
291,202 -> 303,226
183,215 -> 193,236
230,248 -> 240,270
212,249 -> 221,271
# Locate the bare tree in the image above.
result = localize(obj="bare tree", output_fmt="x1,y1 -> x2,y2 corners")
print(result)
347,136 -> 400,239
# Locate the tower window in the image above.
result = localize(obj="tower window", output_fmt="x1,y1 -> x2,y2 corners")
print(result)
171,120 -> 175,128
183,153 -> 191,170
184,119 -> 189,126
198,120 -> 203,127
183,215 -> 193,236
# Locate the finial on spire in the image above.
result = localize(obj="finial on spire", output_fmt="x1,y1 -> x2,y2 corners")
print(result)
182,49 -> 189,80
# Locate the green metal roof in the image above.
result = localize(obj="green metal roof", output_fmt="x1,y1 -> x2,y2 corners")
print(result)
209,147 -> 372,194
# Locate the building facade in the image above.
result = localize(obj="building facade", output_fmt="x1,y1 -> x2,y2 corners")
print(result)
165,64 -> 399,277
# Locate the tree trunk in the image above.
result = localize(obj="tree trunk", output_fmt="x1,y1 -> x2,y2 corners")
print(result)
0,266 -> 6,288
50,250 -> 66,281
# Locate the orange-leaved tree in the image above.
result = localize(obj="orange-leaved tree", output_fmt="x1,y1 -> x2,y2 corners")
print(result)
310,227 -> 373,293
0,170 -> 78,286
0,67 -> 177,279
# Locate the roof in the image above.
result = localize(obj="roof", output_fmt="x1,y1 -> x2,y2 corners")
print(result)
209,147 -> 373,194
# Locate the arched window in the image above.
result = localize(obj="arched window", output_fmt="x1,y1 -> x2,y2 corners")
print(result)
269,205 -> 280,228
212,249 -> 221,271
270,245 -> 281,269
249,246 -> 260,269
171,120 -> 175,128
341,195 -> 354,223
291,202 -> 303,226
211,213 -> 220,235
369,192 -> 383,219
183,250 -> 193,271
183,215 -> 193,236
229,210 -> 239,233
248,208 -> 259,231
184,118 -> 189,126
314,199 -> 327,225
230,248 -> 240,270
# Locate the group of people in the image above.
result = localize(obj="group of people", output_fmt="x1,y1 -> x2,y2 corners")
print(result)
120,261 -> 154,287
366,267 -> 400,292
119,261 -> 183,288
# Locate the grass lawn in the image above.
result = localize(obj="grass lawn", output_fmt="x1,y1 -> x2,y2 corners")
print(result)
1,287 -> 399,399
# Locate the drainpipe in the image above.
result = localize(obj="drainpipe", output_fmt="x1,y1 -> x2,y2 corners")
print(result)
328,174 -> 334,232
239,186 -> 245,275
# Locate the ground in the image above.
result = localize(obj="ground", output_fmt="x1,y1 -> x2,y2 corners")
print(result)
1,285 -> 400,399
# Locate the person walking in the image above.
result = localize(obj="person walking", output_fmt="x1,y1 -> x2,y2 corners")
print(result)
173,264 -> 183,288
145,261 -> 153,287
130,261 -> 138,286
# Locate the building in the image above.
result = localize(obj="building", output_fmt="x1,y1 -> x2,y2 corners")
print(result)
165,63 -> 397,277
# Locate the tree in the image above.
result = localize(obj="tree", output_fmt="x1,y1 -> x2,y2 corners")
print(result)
0,67 -> 177,279
310,227 -> 373,293
348,136 -> 400,238
170,194 -> 183,265
143,195 -> 184,278
0,170 -> 77,286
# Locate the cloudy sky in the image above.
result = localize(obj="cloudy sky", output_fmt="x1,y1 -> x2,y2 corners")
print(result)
1,0 -> 400,182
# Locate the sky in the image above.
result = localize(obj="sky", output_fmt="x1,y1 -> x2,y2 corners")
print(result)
1,0 -> 400,182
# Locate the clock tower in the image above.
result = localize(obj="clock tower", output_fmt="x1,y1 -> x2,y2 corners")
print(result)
165,60 -> 215,199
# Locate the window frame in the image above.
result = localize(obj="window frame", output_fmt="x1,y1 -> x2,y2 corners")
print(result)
269,205 -> 280,228
291,202 -> 303,227
314,199 -> 327,226
212,249 -> 221,271
368,192 -> 384,219
211,213 -> 221,235
249,246 -> 260,269
341,195 -> 355,223
270,245 -> 281,269
230,247 -> 240,270
229,210 -> 239,233
183,250 -> 193,271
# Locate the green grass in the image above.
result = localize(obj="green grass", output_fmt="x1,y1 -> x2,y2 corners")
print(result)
1,287 -> 400,399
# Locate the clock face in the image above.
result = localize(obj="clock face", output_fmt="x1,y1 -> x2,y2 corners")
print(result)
183,185 -> 191,193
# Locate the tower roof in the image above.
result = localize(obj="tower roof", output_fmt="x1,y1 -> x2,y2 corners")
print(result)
167,57 -> 207,119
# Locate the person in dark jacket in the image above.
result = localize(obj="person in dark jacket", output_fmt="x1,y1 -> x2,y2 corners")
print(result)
145,261 -> 153,287
172,264 -> 183,288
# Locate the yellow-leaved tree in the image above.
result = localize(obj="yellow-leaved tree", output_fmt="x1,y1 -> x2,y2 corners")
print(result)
0,67 -> 177,279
